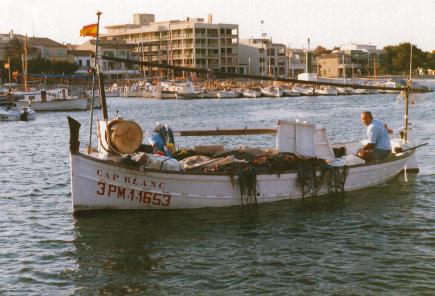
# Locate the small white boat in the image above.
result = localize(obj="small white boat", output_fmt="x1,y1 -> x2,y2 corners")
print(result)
261,86 -> 283,97
352,88 -> 371,95
68,117 -> 418,212
105,83 -> 120,97
155,90 -> 177,99
383,79 -> 406,93
15,88 -> 89,111
336,87 -> 352,95
282,88 -> 300,97
0,105 -> 36,121
292,85 -> 315,96
217,90 -> 240,99
315,86 -> 338,96
202,90 -> 219,99
242,89 -> 262,98
175,80 -> 199,99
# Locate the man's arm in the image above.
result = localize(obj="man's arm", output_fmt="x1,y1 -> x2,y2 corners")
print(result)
384,123 -> 393,135
363,143 -> 375,150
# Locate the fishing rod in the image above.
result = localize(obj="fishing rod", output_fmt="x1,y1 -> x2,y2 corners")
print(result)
394,142 -> 428,154
101,56 -> 411,92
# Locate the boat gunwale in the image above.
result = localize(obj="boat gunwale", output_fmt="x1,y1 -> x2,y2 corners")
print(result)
73,148 -> 415,177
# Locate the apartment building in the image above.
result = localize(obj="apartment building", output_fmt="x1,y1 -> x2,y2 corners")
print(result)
67,49 -> 94,74
0,30 -> 73,62
339,42 -> 387,75
239,38 -> 287,77
104,13 -> 239,77
286,48 -> 306,77
316,53 -> 354,78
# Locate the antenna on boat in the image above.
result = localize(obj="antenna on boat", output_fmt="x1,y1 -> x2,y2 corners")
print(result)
85,11 -> 102,154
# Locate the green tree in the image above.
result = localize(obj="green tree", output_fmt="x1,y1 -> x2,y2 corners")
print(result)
383,43 -> 429,74
3,37 -> 38,70
314,45 -> 331,57
28,58 -> 78,75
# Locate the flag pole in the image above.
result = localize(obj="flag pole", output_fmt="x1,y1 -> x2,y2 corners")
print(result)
87,11 -> 102,154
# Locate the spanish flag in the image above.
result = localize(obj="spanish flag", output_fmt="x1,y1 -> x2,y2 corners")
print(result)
80,24 -> 98,37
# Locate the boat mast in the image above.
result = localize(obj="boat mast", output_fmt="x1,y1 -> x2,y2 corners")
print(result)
87,11 -> 102,153
404,43 -> 412,143
22,35 -> 28,92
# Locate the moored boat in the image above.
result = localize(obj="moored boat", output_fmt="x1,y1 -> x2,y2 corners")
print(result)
0,105 -> 36,121
217,90 -> 240,99
292,85 -> 315,96
282,88 -> 300,97
315,86 -> 338,96
15,88 -> 89,111
261,86 -> 283,97
242,89 -> 262,98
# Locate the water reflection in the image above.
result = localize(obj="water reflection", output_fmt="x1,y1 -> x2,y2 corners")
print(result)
71,178 -> 419,293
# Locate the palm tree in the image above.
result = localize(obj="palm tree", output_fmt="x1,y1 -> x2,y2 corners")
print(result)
3,37 -> 37,72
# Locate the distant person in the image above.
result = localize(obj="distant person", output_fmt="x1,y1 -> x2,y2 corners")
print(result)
358,111 -> 392,161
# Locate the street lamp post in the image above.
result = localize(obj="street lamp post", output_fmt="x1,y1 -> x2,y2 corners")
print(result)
5,57 -> 11,89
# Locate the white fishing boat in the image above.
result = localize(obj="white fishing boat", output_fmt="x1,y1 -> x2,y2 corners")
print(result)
154,90 -> 177,99
292,85 -> 316,96
121,84 -> 144,97
71,22 -> 419,212
201,90 -> 219,99
336,87 -> 352,95
68,117 -> 418,212
282,88 -> 300,97
352,88 -> 371,95
0,105 -> 36,121
15,88 -> 89,111
242,89 -> 262,98
175,80 -> 199,99
383,79 -> 406,94
105,83 -> 120,97
217,90 -> 240,99
261,86 -> 283,97
315,86 -> 338,96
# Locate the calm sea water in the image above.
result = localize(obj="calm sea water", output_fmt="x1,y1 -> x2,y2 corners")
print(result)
1,81 -> 434,295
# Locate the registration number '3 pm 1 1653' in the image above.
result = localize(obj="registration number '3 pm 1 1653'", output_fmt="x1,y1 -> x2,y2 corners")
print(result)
96,181 -> 171,207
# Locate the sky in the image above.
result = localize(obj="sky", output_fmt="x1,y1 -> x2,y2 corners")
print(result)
0,0 -> 433,51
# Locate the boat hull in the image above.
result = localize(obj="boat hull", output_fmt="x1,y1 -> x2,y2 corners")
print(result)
70,151 -> 412,212
0,107 -> 36,121
16,98 -> 89,111
242,90 -> 262,98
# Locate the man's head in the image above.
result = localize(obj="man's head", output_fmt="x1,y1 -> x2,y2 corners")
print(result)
361,111 -> 373,126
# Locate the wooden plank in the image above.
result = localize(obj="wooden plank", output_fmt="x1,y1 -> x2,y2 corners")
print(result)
173,128 -> 277,137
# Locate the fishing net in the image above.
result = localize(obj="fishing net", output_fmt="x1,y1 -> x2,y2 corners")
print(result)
325,165 -> 349,194
173,148 -> 349,200
238,165 -> 257,206
296,157 -> 328,198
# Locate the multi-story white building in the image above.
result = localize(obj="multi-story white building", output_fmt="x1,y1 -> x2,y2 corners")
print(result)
286,48 -> 306,77
104,13 -> 239,77
238,38 -> 287,77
